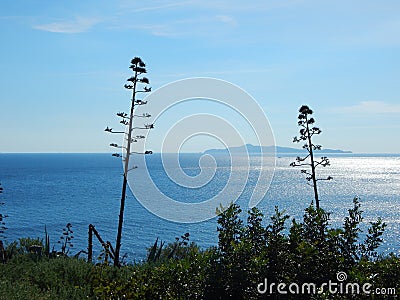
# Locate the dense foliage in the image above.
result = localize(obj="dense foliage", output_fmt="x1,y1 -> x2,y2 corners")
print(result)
0,198 -> 398,299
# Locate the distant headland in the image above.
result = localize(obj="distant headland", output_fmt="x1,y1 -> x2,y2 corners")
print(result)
203,144 -> 352,155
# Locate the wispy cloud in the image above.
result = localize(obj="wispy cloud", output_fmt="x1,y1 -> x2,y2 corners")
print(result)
28,0 -> 297,38
338,101 -> 400,114
33,16 -> 101,33
180,0 -> 303,13
119,1 -> 192,13
332,18 -> 400,48
111,14 -> 238,37
362,19 -> 400,47
107,23 -> 178,37
0,15 -> 26,20
162,68 -> 274,77
215,15 -> 237,27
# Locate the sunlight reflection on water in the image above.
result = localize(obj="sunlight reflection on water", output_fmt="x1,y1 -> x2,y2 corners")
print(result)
1,154 -> 399,260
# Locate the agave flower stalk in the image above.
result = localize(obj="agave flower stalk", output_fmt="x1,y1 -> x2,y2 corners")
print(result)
105,57 -> 153,267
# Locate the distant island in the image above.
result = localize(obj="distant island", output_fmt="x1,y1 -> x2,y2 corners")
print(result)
204,144 -> 352,155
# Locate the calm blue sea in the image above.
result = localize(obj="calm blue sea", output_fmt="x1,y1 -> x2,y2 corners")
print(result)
0,153 -> 399,261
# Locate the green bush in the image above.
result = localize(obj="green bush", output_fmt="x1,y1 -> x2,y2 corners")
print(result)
1,198 -> 398,299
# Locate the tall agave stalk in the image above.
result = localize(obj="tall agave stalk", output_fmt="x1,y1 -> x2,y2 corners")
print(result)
290,105 -> 332,209
105,57 -> 153,267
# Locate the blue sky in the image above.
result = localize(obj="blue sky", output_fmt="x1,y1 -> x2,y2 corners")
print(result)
1,0 -> 399,153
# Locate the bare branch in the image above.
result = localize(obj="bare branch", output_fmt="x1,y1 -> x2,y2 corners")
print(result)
110,131 -> 125,134
127,166 -> 138,172
134,113 -> 151,118
297,154 -> 310,161
130,150 -> 153,155
135,100 -> 147,105
136,87 -> 152,93
105,127 -> 125,134
131,126 -> 152,130
290,162 -> 311,167
110,143 -> 123,149
117,112 -> 128,118
316,176 -> 333,182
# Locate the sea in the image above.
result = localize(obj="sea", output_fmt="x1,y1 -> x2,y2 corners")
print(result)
0,153 -> 399,262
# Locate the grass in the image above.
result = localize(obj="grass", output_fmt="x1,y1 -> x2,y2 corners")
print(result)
0,256 -> 94,299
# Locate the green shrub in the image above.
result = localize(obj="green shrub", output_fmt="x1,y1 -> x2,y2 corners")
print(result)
1,198 -> 398,299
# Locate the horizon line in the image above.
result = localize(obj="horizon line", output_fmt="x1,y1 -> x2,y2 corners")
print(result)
1,151 -> 399,155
